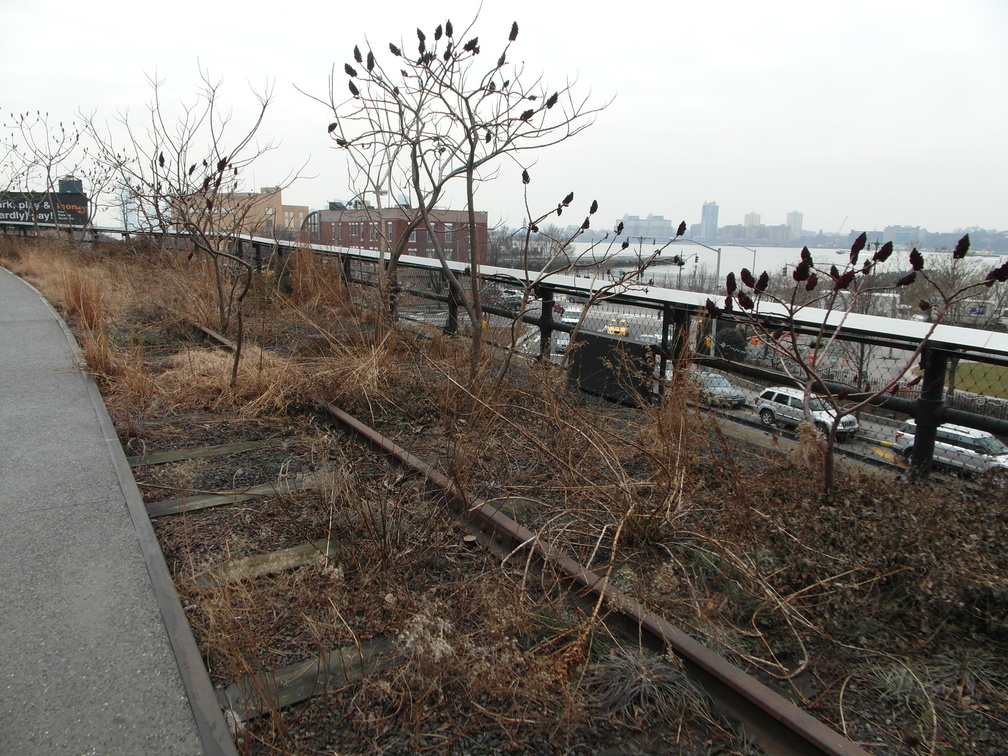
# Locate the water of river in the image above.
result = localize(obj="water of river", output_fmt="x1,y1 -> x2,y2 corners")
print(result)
566,241 -> 1008,293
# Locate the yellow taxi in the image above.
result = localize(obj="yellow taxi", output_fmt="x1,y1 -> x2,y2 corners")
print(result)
604,317 -> 630,337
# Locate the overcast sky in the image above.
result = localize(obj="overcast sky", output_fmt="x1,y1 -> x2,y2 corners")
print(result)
4,0 -> 1006,237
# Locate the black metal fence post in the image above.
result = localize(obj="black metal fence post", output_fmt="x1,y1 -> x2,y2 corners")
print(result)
910,346 -> 948,478
671,307 -> 694,365
539,288 -> 554,361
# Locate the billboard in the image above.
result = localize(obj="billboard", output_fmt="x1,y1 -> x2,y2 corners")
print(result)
0,192 -> 90,226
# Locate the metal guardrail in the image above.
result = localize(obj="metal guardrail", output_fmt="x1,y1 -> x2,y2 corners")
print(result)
9,220 -> 1008,476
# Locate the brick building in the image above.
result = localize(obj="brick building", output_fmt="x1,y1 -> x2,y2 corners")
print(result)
304,203 -> 488,265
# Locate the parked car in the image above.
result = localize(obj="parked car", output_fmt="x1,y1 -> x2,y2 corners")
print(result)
604,317 -> 630,337
501,291 -> 524,311
755,386 -> 859,442
639,333 -> 669,358
553,306 -> 584,353
553,331 -> 571,353
693,371 -> 746,408
892,419 -> 1008,475
561,306 -> 583,326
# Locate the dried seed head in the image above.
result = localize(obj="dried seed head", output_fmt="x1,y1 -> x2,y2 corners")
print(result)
850,231 -> 867,264
953,233 -> 970,259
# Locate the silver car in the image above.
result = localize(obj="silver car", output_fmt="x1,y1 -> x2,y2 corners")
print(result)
693,371 -> 746,408
893,420 -> 1008,474
553,306 -> 584,353
755,386 -> 859,442
553,331 -> 571,353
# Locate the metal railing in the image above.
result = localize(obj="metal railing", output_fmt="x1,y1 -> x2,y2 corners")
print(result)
9,220 -> 1008,477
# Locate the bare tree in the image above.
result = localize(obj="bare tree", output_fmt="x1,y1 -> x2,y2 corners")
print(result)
1,111 -> 80,197
84,68 -> 298,385
1,110 -> 115,233
715,233 -> 1007,491
308,16 -> 607,375
481,167 -> 687,382
900,249 -> 1008,328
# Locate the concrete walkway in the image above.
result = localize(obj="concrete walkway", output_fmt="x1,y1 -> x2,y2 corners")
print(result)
0,268 -> 235,755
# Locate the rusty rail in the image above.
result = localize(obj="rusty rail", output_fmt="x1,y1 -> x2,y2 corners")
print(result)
192,320 -> 866,754
316,400 -> 867,756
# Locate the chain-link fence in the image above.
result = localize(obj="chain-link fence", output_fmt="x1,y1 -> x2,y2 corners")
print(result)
329,245 -> 1008,480
37,225 -> 1006,481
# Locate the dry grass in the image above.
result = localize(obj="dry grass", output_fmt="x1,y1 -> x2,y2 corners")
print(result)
150,347 -> 308,415
0,234 -> 24,264
61,266 -> 105,331
787,420 -> 827,473
9,235 -> 1008,754
5,240 -> 312,418
585,647 -> 709,726
79,329 -> 116,378
138,253 -> 223,333
1,240 -> 76,292
307,337 -> 404,415
287,246 -> 354,311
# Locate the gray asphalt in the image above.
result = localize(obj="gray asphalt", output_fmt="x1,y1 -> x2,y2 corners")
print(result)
0,267 -> 235,755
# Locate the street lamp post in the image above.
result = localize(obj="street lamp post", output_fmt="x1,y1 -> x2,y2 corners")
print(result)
684,239 -> 723,287
670,252 -> 700,289
727,243 -> 758,272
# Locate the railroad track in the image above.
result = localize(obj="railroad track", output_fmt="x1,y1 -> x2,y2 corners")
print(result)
314,401 -> 867,756
128,324 -> 875,754
136,400 -> 867,754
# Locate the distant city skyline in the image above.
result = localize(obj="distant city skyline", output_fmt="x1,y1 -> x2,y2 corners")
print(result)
617,201 -> 1000,242
608,200 -> 1007,252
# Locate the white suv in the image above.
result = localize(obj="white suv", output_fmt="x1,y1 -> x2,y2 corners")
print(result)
553,305 -> 584,353
755,386 -> 859,442
893,420 -> 1008,475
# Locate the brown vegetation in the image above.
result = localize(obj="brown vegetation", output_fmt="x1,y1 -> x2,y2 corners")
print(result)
3,235 -> 1007,755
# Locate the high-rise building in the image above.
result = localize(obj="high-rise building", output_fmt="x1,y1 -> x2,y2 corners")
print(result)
786,211 -> 803,242
618,213 -> 675,241
700,201 -> 719,241
744,212 -> 760,227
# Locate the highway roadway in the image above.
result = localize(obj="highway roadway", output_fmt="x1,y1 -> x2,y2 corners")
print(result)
405,296 -> 910,472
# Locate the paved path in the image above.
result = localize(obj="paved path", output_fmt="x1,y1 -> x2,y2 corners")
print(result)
0,268 -> 235,755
